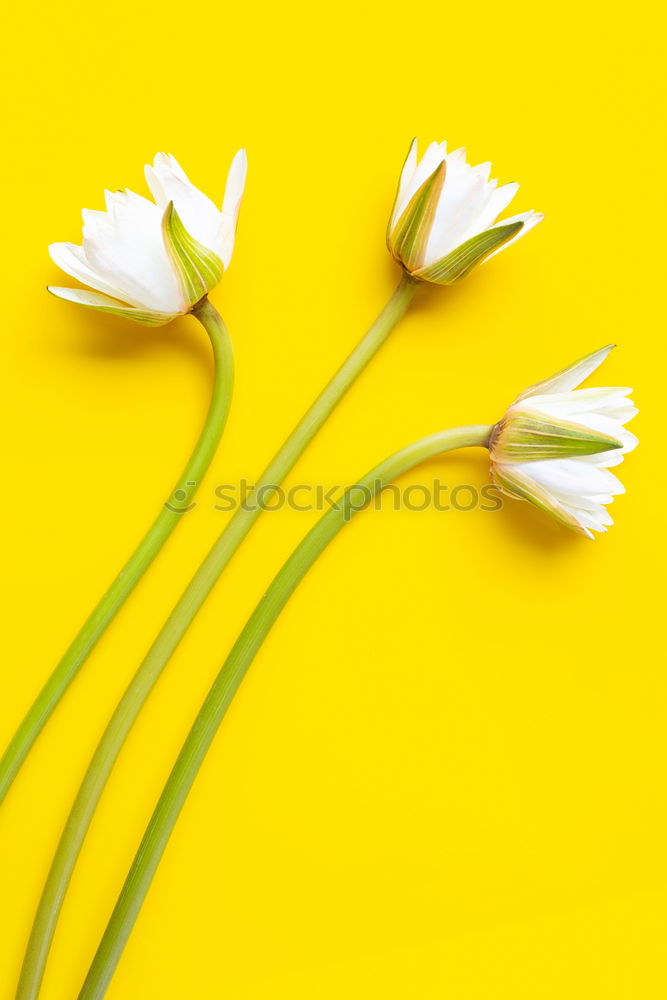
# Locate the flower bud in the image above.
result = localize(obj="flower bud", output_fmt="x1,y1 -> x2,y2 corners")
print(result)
387,138 -> 543,284
48,150 -> 247,326
489,346 -> 638,538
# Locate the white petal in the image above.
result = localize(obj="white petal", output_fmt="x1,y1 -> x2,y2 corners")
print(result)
516,458 -> 625,500
423,149 -> 481,261
219,148 -> 248,270
473,161 -> 492,183
425,159 -> 491,263
521,389 -> 638,428
500,460 -> 621,539
527,386 -> 631,407
493,462 -> 593,537
82,192 -> 184,313
572,507 -> 613,533
583,449 -> 626,469
514,345 -> 616,402
145,153 -> 222,255
470,181 -> 519,234
49,242 -> 136,305
391,140 -> 446,228
48,286 -> 123,307
483,210 -> 544,261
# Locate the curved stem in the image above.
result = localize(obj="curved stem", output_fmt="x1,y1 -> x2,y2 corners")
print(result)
0,302 -> 234,801
78,424 -> 492,999
15,275 -> 418,1000
0,299 -> 234,804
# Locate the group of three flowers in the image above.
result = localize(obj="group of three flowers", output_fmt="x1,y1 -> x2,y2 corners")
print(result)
3,141 -> 637,999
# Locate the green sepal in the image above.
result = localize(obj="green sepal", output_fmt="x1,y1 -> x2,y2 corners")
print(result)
412,221 -> 523,285
47,287 -> 177,327
388,160 -> 446,271
491,410 -> 623,463
162,202 -> 224,308
386,138 -> 417,247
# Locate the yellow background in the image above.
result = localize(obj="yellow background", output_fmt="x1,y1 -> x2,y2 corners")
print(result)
1,1 -> 663,995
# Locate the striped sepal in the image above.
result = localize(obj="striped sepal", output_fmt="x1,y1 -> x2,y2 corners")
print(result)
387,160 -> 446,272
491,411 -> 623,463
413,221 -> 523,285
162,202 -> 224,308
47,287 -> 177,326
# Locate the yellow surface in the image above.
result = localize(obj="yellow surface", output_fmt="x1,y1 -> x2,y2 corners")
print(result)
0,1 -> 663,996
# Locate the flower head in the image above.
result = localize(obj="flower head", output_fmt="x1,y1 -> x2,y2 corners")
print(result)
489,346 -> 638,538
387,138 -> 543,283
48,151 -> 247,326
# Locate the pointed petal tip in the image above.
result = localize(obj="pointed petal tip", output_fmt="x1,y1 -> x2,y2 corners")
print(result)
150,152 -> 185,176
160,200 -> 178,232
591,343 -> 615,364
231,147 -> 248,180
519,210 -> 544,229
47,284 -> 97,301
403,136 -> 418,158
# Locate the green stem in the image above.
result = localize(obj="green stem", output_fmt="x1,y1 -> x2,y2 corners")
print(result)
15,274 -> 418,1000
78,423 -> 492,999
0,300 -> 233,811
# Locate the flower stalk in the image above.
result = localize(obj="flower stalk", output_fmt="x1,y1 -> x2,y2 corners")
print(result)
15,274 -> 419,1000
76,423 -> 492,1000
0,299 -> 234,809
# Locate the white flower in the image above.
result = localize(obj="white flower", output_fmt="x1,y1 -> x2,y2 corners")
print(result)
387,138 -> 543,283
490,346 -> 638,538
48,150 -> 247,326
